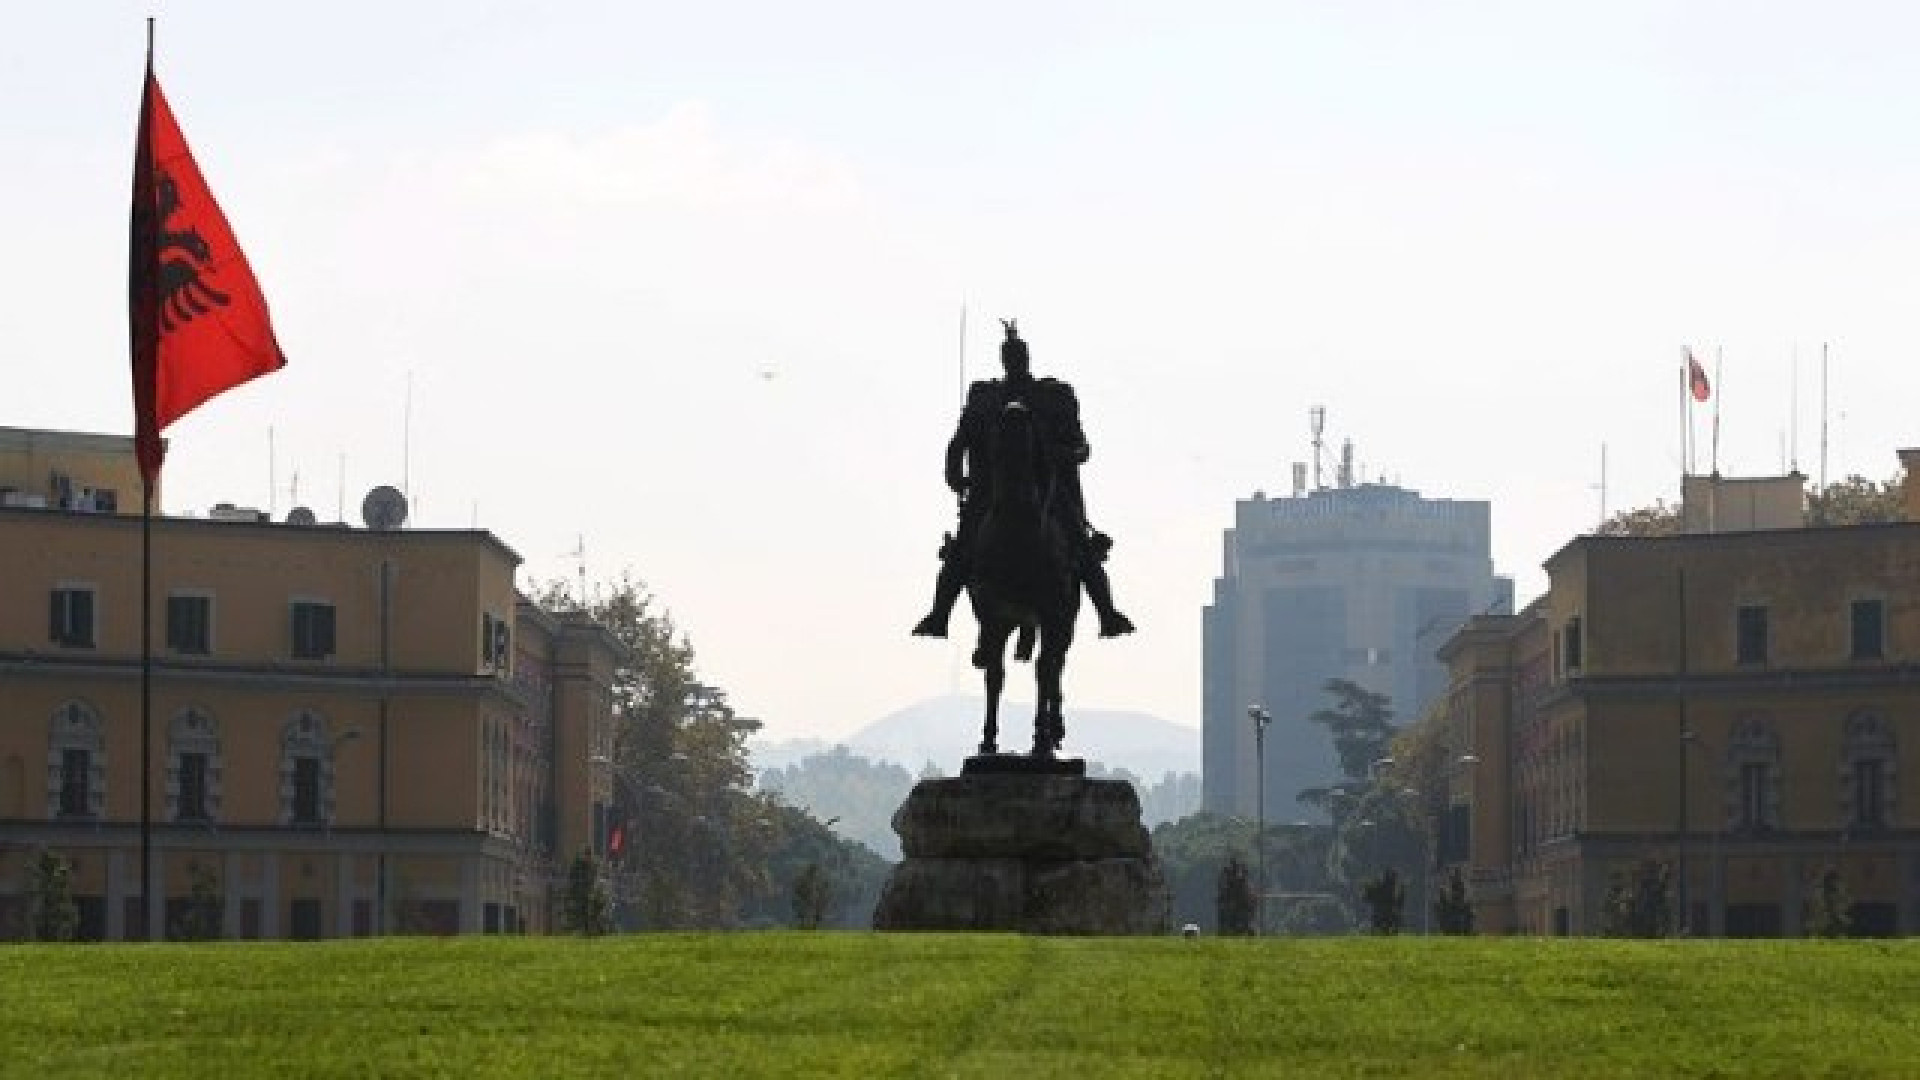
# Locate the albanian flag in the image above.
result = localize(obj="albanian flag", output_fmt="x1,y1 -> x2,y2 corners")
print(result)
130,59 -> 286,488
1686,349 -> 1711,403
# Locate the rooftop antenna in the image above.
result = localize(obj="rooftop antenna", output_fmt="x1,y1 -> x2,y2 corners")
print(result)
1310,406 -> 1326,489
1593,442 -> 1608,527
402,371 -> 414,500
565,534 -> 588,609
1819,342 -> 1830,490
1339,438 -> 1355,489
958,303 -> 968,404
1789,342 -> 1800,473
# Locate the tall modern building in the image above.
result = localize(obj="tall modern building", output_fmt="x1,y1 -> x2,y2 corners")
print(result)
1203,480 -> 1510,821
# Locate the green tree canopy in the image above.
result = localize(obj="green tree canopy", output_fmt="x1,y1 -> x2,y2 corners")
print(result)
1805,473 -> 1905,526
541,575 -> 776,930
1306,678 -> 1397,785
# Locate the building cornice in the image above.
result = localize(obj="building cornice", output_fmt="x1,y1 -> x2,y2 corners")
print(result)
1564,664 -> 1920,699
0,652 -> 517,703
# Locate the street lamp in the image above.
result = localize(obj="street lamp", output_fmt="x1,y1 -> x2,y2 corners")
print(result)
1248,705 -> 1272,933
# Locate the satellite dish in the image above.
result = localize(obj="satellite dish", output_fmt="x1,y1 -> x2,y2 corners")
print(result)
361,486 -> 409,531
286,506 -> 317,527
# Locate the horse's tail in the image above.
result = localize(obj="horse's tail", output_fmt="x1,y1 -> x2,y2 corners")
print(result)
1014,621 -> 1036,663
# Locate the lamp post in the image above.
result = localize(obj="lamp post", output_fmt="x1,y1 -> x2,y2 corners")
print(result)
1248,705 -> 1272,933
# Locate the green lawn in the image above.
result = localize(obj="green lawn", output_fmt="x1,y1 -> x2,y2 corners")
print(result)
1,935 -> 1915,1078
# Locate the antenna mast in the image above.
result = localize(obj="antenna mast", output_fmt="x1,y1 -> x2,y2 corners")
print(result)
1789,342 -> 1800,473
1819,342 -> 1830,490
402,372 -> 414,499
1310,406 -> 1326,490
958,303 -> 968,404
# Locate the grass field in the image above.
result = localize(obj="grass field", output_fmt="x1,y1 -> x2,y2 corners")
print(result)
2,935 -> 1916,1078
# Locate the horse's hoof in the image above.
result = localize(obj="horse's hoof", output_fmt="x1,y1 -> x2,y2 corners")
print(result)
978,742 -> 998,756
1098,611 -> 1136,638
1030,743 -> 1055,760
911,615 -> 949,638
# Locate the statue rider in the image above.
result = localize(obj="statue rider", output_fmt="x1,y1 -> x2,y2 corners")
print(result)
912,319 -> 1135,640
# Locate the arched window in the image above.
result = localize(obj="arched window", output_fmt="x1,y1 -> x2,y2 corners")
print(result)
168,707 -> 222,822
1725,713 -> 1781,832
47,701 -> 105,819
1840,711 -> 1897,830
280,711 -> 337,826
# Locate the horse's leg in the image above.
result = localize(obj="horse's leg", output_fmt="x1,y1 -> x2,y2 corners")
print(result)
1014,621 -> 1036,663
978,619 -> 1013,756
1034,617 -> 1074,756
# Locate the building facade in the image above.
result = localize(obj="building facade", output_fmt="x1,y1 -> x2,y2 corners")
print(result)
0,427 -> 622,939
1203,482 -> 1509,821
1437,457 -> 1920,936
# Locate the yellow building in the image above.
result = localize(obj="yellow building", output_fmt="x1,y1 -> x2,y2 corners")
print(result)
0,426 -> 622,939
1436,456 -> 1920,936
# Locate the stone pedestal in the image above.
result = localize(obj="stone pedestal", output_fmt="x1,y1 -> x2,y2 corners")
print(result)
872,767 -> 1164,934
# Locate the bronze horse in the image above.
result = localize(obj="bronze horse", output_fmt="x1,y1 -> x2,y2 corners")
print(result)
966,400 -> 1080,758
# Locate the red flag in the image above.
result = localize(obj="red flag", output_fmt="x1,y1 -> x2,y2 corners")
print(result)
1687,349 -> 1711,402
130,61 -> 286,488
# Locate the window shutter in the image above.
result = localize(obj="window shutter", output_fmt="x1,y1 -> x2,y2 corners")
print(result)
74,590 -> 93,645
49,590 -> 62,642
318,605 -> 336,656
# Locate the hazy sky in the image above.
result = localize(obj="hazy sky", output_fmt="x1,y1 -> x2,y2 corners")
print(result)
9,2 -> 1920,744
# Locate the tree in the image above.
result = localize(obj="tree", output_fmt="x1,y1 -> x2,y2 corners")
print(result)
1361,868 -> 1405,934
790,862 -> 831,930
27,849 -> 77,942
1597,500 -> 1680,537
1305,679 -> 1397,787
1433,869 -> 1474,935
1803,865 -> 1853,938
1216,855 -> 1256,935
170,861 -> 223,941
561,851 -> 611,936
745,799 -> 892,930
1596,471 -> 1906,538
1806,473 -> 1905,526
1602,858 -> 1672,938
758,746 -> 914,860
542,575 -> 776,930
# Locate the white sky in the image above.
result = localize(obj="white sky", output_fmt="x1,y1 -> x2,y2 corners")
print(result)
8,2 -> 1920,743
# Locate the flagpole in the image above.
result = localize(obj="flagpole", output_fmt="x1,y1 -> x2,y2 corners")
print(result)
1711,347 -> 1723,476
1679,347 -> 1690,479
139,15 -> 156,944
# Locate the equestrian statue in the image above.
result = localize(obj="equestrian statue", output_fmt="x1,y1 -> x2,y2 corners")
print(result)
912,319 -> 1133,759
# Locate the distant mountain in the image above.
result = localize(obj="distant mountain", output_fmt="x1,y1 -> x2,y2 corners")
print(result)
749,697 -> 1203,859
838,694 -> 1198,779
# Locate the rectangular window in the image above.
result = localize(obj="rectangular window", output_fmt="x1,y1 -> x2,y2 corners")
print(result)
178,752 -> 209,821
167,594 -> 212,655
1854,759 -> 1886,828
1563,617 -> 1584,674
291,756 -> 322,824
1739,761 -> 1770,829
291,602 -> 336,659
480,613 -> 512,671
60,748 -> 91,816
49,587 -> 96,648
1851,599 -> 1885,661
1736,605 -> 1769,666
